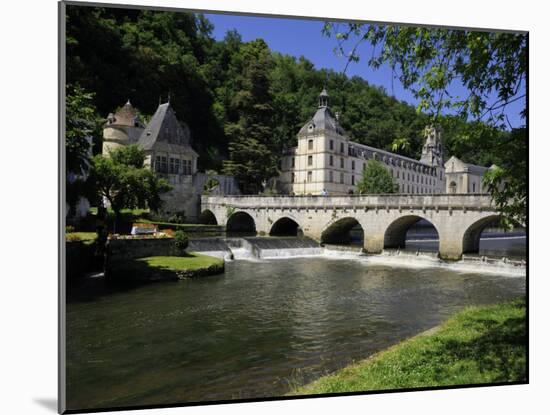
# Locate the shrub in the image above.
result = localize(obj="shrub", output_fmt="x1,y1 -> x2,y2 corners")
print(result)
174,230 -> 189,253
65,225 -> 75,233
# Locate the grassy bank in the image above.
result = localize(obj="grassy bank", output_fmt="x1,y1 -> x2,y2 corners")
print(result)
66,232 -> 97,245
108,253 -> 225,281
137,254 -> 223,271
289,298 -> 526,395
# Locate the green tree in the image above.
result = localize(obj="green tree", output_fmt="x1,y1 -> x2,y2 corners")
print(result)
323,23 -> 527,222
483,128 -> 527,226
89,145 -> 172,232
222,40 -> 278,194
66,84 -> 100,214
357,160 -> 397,194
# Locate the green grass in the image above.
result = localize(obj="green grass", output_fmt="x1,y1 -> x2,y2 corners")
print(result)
289,298 -> 526,395
66,232 -> 97,245
137,253 -> 223,271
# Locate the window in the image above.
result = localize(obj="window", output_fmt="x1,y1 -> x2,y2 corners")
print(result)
291,157 -> 295,168
307,171 -> 312,182
407,173 -> 410,180
450,181 -> 457,194
308,155 -> 313,166
329,155 -> 333,166
155,156 -> 161,173
473,182 -> 476,192
330,140 -> 334,150
340,158 -> 344,168
291,173 -> 295,183
340,142 -> 345,153
352,160 -> 355,170
175,158 -> 181,174
351,175 -> 355,185
329,170 -> 333,182
340,172 -> 344,184
397,170 -> 400,179
161,156 -> 168,173
169,158 -> 176,174
308,139 -> 313,150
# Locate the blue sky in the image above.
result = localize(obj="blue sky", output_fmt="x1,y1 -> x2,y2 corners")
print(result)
205,13 -> 526,129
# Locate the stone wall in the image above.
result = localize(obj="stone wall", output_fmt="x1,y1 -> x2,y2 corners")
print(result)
106,237 -> 177,262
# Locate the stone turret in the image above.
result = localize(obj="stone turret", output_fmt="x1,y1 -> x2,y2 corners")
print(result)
420,125 -> 444,167
102,100 -> 145,156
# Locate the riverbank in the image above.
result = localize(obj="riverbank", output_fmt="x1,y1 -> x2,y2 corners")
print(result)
108,253 -> 224,281
289,298 -> 526,395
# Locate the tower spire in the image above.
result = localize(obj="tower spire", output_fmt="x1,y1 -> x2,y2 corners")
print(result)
318,87 -> 329,108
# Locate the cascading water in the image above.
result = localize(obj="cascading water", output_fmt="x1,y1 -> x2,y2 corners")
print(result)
186,235 -> 525,275
244,237 -> 323,259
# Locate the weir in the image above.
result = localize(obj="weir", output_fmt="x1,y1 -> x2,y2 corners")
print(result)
188,236 -> 323,260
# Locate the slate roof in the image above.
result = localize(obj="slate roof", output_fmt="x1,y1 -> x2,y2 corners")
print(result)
445,156 -> 490,175
137,103 -> 197,156
105,100 -> 144,128
298,106 -> 348,136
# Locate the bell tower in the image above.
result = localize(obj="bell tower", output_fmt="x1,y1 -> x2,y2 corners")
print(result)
420,125 -> 444,167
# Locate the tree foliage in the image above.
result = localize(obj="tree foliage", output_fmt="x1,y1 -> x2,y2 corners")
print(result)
89,145 -> 172,231
65,84 -> 101,214
222,40 -> 278,194
357,160 -> 397,194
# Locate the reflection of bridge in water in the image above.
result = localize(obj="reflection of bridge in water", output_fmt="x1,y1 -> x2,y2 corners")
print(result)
201,194 -> 507,260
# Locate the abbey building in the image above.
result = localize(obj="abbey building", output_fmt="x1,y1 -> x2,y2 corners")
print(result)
279,89 -> 489,195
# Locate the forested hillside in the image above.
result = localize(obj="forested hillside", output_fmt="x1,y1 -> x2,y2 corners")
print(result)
66,6 -> 505,179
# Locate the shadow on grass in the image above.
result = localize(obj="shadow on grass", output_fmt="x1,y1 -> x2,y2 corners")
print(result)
421,301 -> 526,383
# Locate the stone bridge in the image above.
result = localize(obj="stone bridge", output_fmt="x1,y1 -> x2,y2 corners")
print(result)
200,194 -> 501,260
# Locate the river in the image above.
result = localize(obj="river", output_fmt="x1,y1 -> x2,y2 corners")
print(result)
66,237 -> 526,411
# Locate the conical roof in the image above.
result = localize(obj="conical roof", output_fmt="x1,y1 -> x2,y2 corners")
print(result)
106,100 -> 144,127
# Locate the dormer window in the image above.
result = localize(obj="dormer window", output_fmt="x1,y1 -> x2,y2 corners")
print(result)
308,124 -> 314,132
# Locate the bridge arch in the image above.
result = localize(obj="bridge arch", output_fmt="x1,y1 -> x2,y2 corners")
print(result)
384,215 -> 440,251
226,211 -> 256,235
462,214 -> 502,254
270,217 -> 303,237
321,217 -> 364,245
198,209 -> 218,225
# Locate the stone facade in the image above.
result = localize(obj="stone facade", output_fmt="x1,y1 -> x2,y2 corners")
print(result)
278,89 -> 490,195
445,156 -> 496,194
278,89 -> 445,195
102,100 -> 240,222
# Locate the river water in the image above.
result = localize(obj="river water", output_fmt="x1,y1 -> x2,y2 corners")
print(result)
66,238 -> 526,411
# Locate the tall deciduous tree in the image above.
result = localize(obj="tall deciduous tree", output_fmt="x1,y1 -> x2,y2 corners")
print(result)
90,145 -> 171,231
222,39 -> 278,194
357,160 -> 397,194
66,84 -> 100,214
